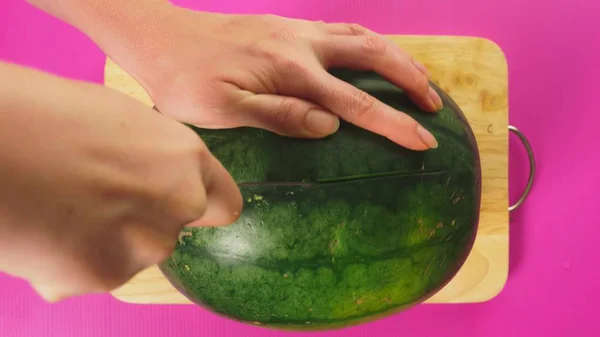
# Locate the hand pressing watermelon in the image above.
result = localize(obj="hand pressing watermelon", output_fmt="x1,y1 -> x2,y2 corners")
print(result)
28,0 -> 442,150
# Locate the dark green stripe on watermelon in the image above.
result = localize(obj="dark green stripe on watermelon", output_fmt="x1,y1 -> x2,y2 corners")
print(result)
159,69 -> 481,330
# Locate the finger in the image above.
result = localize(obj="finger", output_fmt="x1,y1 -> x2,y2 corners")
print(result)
235,94 -> 340,138
315,34 -> 443,112
304,71 -> 438,151
319,22 -> 440,110
323,23 -> 432,79
187,150 -> 243,227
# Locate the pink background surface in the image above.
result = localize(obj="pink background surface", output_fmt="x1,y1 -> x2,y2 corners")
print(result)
1,0 -> 599,336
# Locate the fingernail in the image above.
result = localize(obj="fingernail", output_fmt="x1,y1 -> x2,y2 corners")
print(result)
429,86 -> 443,110
417,125 -> 438,149
306,109 -> 339,135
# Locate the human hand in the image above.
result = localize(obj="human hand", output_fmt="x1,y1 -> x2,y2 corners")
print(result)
95,6 -> 441,150
0,62 -> 242,302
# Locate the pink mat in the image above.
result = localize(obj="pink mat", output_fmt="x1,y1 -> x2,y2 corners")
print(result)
1,0 -> 598,336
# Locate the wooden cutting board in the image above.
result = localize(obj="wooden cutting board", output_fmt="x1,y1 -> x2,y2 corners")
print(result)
103,35 -> 509,304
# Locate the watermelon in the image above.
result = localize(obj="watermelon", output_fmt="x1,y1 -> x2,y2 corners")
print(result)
159,69 -> 481,330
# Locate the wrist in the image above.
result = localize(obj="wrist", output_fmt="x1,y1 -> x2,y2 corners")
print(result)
27,0 -> 178,83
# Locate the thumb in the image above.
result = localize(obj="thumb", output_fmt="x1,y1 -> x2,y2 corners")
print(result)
237,94 -> 340,138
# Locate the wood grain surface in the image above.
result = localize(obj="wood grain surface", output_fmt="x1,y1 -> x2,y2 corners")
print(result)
103,35 -> 509,304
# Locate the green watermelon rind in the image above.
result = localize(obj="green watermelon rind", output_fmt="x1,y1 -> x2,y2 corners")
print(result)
158,72 -> 481,331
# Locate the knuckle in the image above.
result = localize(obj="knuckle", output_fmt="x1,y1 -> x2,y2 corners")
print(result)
392,111 -> 415,130
247,44 -> 309,78
268,29 -> 298,42
282,57 -> 304,72
348,90 -> 380,122
246,42 -> 281,63
276,57 -> 309,77
362,35 -> 388,57
274,97 -> 298,125
255,46 -> 305,72
244,41 -> 266,58
348,23 -> 368,35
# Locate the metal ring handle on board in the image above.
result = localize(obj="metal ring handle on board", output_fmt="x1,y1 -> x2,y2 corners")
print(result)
508,125 -> 535,212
